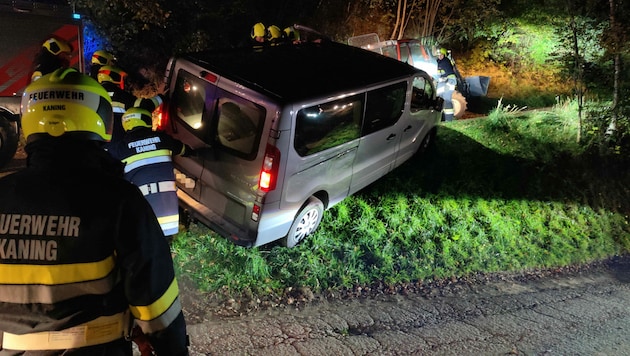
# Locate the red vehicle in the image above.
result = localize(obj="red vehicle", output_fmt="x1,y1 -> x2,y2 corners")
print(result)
348,33 -> 490,119
0,0 -> 84,168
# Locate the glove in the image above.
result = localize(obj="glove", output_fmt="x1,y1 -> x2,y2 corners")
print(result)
131,325 -> 155,356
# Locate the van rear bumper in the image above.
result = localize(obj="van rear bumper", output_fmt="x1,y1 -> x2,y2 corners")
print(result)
177,189 -> 256,247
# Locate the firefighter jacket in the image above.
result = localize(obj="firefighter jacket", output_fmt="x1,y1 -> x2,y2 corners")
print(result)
0,138 -> 188,355
106,128 -> 189,237
437,56 -> 456,79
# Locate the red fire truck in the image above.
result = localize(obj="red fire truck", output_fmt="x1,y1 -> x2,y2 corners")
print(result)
0,0 -> 84,168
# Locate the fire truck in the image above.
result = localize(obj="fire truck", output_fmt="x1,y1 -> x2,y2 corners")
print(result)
0,0 -> 84,168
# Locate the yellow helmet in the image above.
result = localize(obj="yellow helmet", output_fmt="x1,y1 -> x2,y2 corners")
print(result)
267,25 -> 282,41
97,65 -> 127,90
42,37 -> 72,56
122,107 -> 153,131
21,68 -> 113,143
251,22 -> 266,39
284,26 -> 300,42
134,95 -> 163,113
91,50 -> 116,66
439,47 -> 448,55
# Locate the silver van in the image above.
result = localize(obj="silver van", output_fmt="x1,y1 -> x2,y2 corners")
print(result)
161,41 -> 443,247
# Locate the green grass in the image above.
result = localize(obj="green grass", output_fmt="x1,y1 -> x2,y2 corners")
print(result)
171,100 -> 630,300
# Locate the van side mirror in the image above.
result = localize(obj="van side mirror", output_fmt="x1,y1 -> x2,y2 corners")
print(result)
434,97 -> 444,111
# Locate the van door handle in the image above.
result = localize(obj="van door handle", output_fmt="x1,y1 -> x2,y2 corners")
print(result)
336,148 -> 355,158
387,133 -> 397,140
403,125 -> 412,132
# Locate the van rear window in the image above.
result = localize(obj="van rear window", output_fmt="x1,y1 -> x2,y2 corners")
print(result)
173,73 -> 206,131
171,70 -> 265,160
215,98 -> 264,159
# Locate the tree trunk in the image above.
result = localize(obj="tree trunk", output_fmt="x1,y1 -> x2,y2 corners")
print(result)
567,3 -> 583,143
389,0 -> 407,40
606,0 -> 619,136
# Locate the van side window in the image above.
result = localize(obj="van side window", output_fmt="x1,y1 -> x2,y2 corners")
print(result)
295,94 -> 363,156
411,76 -> 433,112
363,82 -> 406,135
215,97 -> 265,159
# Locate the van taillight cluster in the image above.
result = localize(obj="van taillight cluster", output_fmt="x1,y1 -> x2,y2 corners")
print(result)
259,144 -> 280,192
154,103 -> 165,130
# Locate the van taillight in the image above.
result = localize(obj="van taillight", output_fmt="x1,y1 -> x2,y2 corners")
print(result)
259,144 -> 280,192
154,103 -> 165,130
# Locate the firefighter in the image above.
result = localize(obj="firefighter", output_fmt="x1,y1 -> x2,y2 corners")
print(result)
251,22 -> 267,44
106,106 -> 194,238
284,26 -> 301,44
0,68 -> 189,355
436,47 -> 457,122
97,65 -> 136,144
90,49 -> 117,79
267,25 -> 284,45
31,37 -> 73,81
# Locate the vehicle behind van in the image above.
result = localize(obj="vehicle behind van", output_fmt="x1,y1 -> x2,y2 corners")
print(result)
161,41 -> 442,247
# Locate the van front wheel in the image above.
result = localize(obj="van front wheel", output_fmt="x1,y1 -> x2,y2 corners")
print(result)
283,197 -> 324,248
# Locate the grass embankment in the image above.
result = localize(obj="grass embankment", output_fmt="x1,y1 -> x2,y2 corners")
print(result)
171,100 -> 630,300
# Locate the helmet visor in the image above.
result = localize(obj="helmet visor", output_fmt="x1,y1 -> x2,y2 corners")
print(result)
101,69 -> 126,89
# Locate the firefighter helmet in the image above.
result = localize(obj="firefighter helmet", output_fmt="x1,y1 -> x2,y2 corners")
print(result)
284,26 -> 300,42
122,107 -> 153,131
21,68 -> 113,143
97,65 -> 127,90
91,50 -> 116,66
134,95 -> 164,113
267,25 -> 282,42
439,47 -> 448,56
42,37 -> 72,56
251,22 -> 266,39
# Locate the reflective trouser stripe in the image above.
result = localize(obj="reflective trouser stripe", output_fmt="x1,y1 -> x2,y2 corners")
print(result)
159,214 -> 180,236
2,312 -> 127,351
138,181 -> 177,196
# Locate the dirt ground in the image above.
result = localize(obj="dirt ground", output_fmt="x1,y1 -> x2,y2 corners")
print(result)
177,255 -> 627,321
177,255 -> 630,355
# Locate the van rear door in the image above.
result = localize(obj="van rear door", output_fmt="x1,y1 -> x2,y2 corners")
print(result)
168,70 -> 215,204
168,66 -> 270,245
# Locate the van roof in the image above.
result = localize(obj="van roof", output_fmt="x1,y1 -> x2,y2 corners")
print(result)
180,41 -> 422,103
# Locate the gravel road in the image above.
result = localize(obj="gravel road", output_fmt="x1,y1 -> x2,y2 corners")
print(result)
4,152 -> 628,355
180,256 -> 630,355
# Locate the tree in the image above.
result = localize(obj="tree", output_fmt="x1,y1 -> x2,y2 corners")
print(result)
603,0 -> 628,136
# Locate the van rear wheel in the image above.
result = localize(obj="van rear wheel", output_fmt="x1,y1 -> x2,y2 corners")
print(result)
283,197 -> 324,248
